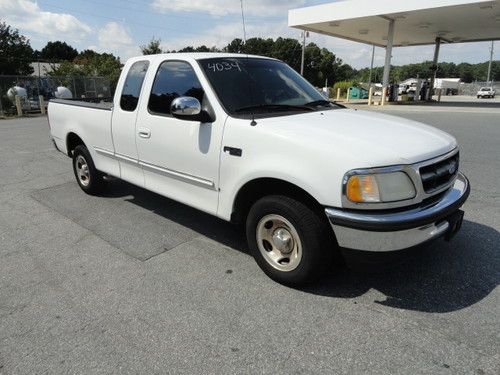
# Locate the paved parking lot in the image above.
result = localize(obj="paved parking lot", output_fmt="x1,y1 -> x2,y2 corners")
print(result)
0,105 -> 499,374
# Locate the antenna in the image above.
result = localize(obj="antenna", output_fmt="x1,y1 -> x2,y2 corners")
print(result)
240,0 -> 257,126
240,0 -> 247,43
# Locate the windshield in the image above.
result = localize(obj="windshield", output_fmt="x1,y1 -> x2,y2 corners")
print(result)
480,87 -> 491,91
199,57 -> 338,117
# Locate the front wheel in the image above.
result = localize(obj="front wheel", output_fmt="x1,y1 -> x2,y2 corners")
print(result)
246,195 -> 333,286
72,145 -> 106,195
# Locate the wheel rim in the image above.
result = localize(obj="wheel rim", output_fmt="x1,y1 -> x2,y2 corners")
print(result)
256,214 -> 302,272
75,155 -> 90,187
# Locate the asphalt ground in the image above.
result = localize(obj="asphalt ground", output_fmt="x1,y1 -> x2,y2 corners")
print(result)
0,105 -> 498,374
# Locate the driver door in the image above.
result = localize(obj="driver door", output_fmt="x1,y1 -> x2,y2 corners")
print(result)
135,59 -> 223,214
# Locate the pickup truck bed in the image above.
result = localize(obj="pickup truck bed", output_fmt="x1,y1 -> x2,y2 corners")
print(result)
50,98 -> 113,111
49,99 -> 119,178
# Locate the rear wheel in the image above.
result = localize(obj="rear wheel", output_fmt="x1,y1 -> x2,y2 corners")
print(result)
72,145 -> 106,195
246,195 -> 333,286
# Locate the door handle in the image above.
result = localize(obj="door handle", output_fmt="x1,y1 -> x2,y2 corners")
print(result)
138,127 -> 151,139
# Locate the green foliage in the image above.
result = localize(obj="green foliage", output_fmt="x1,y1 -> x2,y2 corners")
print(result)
50,51 -> 122,93
223,38 -> 244,53
0,21 -> 34,75
222,37 -> 355,86
113,34 -> 500,87
355,60 -> 500,83
141,38 -> 162,55
40,41 -> 78,61
178,45 -> 213,53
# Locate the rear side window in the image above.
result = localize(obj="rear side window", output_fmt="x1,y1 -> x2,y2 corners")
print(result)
148,61 -> 204,115
120,61 -> 149,112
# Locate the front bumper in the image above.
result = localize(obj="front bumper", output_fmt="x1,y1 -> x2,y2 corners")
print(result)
325,172 -> 470,252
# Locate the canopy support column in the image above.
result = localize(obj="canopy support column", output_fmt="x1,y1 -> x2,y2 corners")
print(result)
381,19 -> 394,105
429,37 -> 441,100
368,45 -> 375,88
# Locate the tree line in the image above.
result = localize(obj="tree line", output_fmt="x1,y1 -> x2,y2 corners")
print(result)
1,21 -> 498,92
0,21 -> 122,92
143,37 -> 500,84
142,37 -> 357,87
356,60 -> 499,84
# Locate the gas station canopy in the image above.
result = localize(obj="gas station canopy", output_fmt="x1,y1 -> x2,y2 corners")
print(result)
289,0 -> 500,93
288,0 -> 500,48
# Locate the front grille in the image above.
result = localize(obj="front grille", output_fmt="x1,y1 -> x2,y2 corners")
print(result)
420,152 -> 459,193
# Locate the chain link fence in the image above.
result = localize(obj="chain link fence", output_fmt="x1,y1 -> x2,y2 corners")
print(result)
0,75 -> 112,115
458,81 -> 499,96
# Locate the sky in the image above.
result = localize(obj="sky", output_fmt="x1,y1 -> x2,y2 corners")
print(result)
0,0 -> 496,69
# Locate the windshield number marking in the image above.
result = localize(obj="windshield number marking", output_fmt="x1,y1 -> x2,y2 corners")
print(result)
207,61 -> 241,72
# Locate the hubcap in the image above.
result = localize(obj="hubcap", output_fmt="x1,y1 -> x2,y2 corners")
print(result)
272,228 -> 293,254
256,214 -> 302,272
75,155 -> 90,187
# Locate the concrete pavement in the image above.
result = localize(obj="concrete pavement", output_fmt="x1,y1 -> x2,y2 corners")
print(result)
0,108 -> 498,374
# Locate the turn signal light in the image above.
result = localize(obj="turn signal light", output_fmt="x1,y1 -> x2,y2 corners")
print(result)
346,175 -> 380,203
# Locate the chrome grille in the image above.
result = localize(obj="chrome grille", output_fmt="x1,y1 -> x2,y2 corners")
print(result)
420,152 -> 459,193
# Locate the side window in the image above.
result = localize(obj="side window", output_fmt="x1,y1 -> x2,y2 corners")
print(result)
120,61 -> 149,112
148,61 -> 204,115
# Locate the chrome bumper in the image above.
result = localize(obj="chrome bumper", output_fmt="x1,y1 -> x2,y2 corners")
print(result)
325,173 -> 470,252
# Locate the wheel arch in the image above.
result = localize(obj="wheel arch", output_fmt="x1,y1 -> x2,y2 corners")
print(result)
66,132 -> 86,157
231,177 -> 325,224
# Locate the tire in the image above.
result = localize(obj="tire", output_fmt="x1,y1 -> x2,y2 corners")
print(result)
72,145 -> 106,195
246,195 -> 333,286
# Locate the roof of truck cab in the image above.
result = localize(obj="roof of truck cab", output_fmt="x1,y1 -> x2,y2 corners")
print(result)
126,52 -> 275,64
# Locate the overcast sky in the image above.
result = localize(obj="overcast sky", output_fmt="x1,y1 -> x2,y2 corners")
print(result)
0,0 -> 496,69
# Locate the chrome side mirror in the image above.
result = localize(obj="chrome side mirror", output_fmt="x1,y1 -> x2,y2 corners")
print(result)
171,96 -> 201,117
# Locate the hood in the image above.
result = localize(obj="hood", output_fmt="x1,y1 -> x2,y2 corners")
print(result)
257,108 -> 457,167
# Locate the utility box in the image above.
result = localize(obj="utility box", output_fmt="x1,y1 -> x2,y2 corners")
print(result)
348,87 -> 369,99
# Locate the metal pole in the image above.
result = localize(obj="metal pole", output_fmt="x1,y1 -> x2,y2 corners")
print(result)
382,19 -> 395,88
300,31 -> 308,76
368,45 -> 375,87
381,19 -> 395,106
15,95 -> 22,116
487,41 -> 494,84
39,95 -> 46,114
429,37 -> 441,101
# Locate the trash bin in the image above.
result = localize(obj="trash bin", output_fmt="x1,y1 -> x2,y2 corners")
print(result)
389,84 -> 399,102
348,87 -> 369,99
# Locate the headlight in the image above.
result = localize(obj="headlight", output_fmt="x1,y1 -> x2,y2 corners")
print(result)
346,171 -> 416,203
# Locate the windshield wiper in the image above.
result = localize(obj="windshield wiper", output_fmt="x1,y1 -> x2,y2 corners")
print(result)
305,99 -> 347,109
234,104 -> 314,113
304,99 -> 333,107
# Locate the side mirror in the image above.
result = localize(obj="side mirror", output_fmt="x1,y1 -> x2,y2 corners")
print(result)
171,96 -> 201,117
170,96 -> 215,123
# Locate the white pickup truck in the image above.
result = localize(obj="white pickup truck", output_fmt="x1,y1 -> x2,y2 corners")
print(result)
48,53 -> 470,285
477,87 -> 496,99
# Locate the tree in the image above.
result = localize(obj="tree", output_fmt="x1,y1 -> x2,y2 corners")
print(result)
0,21 -> 34,75
270,37 -> 302,71
40,41 -> 78,62
224,38 -> 244,53
50,50 -> 122,93
141,38 -> 162,55
178,45 -> 213,53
